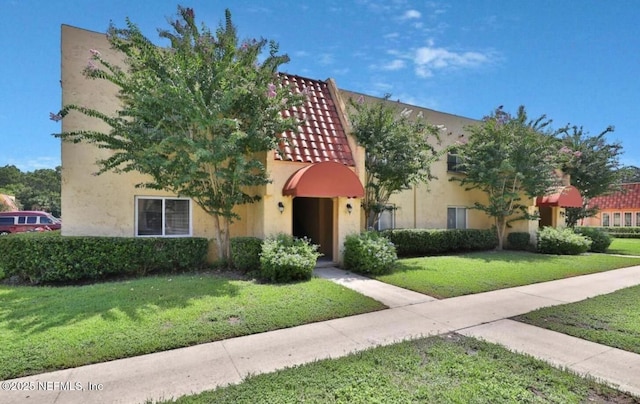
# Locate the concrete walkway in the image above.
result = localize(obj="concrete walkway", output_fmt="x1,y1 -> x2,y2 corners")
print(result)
2,266 -> 640,404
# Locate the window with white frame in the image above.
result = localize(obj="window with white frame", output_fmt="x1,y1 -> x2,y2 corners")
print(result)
601,213 -> 610,227
624,212 -> 632,227
636,212 -> 640,227
136,197 -> 191,236
447,149 -> 465,173
375,205 -> 395,231
447,207 -> 467,229
613,212 -> 621,227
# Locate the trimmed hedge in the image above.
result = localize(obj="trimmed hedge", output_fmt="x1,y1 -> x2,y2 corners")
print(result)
0,232 -> 208,284
537,227 -> 591,255
574,227 -> 612,253
343,232 -> 397,275
230,237 -> 262,272
381,228 -> 498,257
589,226 -> 640,239
506,232 -> 532,250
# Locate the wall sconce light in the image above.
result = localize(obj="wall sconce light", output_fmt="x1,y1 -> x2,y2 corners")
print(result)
277,201 -> 284,214
559,211 -> 565,218
346,203 -> 353,215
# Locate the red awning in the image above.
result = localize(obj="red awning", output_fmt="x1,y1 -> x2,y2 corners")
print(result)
536,185 -> 583,208
283,161 -> 365,198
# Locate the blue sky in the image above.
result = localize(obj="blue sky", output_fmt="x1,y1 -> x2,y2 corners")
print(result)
1,0 -> 639,171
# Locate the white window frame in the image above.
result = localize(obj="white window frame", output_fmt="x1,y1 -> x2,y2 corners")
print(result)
375,205 -> 396,231
447,206 -> 468,229
135,196 -> 193,237
601,212 -> 610,227
613,212 -> 621,227
624,212 -> 632,227
636,212 -> 640,227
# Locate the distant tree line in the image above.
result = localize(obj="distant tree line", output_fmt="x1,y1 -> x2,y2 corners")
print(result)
0,165 -> 61,217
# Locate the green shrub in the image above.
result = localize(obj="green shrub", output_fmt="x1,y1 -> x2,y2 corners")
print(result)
574,227 -> 612,253
230,237 -> 263,272
343,232 -> 397,275
590,226 -> 640,239
381,228 -> 498,257
507,232 -> 531,250
259,234 -> 321,283
0,233 -> 208,284
537,227 -> 592,255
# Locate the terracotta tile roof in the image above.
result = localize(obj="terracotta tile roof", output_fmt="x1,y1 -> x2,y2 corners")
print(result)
275,74 -> 355,166
587,183 -> 640,210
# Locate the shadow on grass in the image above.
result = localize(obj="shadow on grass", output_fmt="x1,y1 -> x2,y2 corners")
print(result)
0,272 -> 240,335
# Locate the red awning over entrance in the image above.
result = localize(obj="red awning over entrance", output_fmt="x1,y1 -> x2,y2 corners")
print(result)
536,185 -> 583,208
283,161 -> 365,198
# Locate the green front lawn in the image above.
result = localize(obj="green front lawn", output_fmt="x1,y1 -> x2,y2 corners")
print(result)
0,272 -> 385,380
163,334 -> 633,403
377,251 -> 640,298
514,284 -> 640,354
608,237 -> 640,256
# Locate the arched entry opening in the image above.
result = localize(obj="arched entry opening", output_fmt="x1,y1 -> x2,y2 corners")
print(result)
283,161 -> 364,261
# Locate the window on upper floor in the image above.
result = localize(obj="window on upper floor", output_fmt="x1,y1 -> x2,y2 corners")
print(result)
447,149 -> 465,173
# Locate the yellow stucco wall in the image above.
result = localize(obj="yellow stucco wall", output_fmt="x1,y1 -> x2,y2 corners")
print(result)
61,25 -> 364,263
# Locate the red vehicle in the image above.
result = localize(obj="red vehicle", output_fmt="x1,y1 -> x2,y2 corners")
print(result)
0,211 -> 61,235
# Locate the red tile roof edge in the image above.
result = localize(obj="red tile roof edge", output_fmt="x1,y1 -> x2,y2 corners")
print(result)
274,73 -> 355,166
587,183 -> 640,210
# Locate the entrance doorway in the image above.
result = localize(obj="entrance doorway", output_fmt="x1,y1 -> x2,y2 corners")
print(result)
292,197 -> 334,260
538,206 -> 553,228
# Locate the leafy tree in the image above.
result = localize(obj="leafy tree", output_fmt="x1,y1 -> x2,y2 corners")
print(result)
54,7 -> 303,261
0,165 -> 61,216
556,125 -> 622,227
618,165 -> 640,183
347,95 -> 443,229
452,106 -> 560,250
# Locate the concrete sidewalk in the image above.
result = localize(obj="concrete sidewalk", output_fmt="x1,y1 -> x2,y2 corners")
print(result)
2,266 -> 640,404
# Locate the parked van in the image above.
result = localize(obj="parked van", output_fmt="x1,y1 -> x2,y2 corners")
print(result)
0,211 -> 61,235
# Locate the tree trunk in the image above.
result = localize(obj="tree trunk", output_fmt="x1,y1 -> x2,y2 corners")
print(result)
212,214 -> 228,264
496,217 -> 507,250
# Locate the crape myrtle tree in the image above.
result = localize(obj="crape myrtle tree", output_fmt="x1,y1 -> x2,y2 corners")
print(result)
556,125 -> 623,227
452,106 -> 560,250
53,7 -> 304,261
348,95 -> 443,230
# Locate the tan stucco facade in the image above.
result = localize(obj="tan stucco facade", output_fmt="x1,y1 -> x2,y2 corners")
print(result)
61,25 -> 365,263
61,25 -> 556,263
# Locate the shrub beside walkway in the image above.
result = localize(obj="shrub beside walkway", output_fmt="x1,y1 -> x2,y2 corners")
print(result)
2,265 -> 640,403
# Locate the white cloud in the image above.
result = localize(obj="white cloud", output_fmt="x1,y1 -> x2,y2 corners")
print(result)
382,59 -> 406,71
413,45 -> 492,77
318,53 -> 335,66
6,156 -> 60,171
401,9 -> 421,20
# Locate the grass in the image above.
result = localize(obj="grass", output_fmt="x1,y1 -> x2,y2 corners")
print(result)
608,237 -> 640,256
160,334 -> 634,403
0,272 -> 385,380
514,284 -> 640,354
376,251 -> 640,298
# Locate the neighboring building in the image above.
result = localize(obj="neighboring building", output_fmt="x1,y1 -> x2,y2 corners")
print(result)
581,183 -> 640,228
60,25 -> 580,263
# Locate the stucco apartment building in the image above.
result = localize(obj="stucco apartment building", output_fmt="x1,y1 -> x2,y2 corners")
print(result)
581,183 -> 640,228
60,25 -> 576,263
